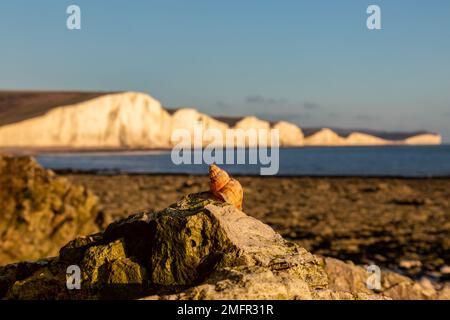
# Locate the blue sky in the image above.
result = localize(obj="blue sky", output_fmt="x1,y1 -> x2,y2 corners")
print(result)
0,0 -> 449,141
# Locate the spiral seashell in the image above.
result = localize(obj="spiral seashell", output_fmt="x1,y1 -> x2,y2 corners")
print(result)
217,178 -> 243,210
209,164 -> 230,193
209,164 -> 243,209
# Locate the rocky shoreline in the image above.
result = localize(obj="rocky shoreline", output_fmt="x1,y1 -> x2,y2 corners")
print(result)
1,156 -> 449,299
1,191 -> 448,300
63,173 -> 450,285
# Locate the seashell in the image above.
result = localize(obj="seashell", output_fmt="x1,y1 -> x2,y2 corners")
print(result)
217,178 -> 243,210
209,164 -> 243,209
209,164 -> 230,193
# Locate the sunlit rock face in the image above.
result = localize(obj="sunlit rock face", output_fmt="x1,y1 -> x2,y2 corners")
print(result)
303,129 -> 443,146
0,92 -> 172,148
232,116 -> 272,147
170,108 -> 229,147
234,116 -> 271,131
342,132 -> 390,146
304,128 -> 345,146
273,121 -> 304,147
0,91 -> 442,148
403,134 -> 442,145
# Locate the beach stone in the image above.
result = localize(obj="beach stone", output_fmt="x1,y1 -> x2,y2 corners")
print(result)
324,257 -> 450,300
0,155 -> 101,265
0,192 -> 378,299
440,265 -> 450,274
399,259 -> 422,269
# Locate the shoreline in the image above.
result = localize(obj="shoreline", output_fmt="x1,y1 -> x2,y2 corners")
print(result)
52,169 -> 450,179
0,143 -> 447,156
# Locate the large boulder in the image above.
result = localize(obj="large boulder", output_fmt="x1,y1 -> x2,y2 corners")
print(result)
0,155 -> 101,265
1,191 -> 428,300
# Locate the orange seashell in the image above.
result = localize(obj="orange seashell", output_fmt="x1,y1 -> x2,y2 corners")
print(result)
217,178 -> 243,210
208,164 -> 243,209
209,164 -> 230,193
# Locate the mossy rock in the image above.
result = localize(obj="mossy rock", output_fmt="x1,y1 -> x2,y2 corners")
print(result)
0,156 -> 101,265
0,192 -> 404,300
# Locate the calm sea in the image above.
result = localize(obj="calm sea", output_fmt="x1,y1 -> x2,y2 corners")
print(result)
35,145 -> 450,177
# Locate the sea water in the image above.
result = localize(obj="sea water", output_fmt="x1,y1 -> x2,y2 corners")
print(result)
36,145 -> 450,177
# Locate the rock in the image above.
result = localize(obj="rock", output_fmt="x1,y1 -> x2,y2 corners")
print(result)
440,265 -> 450,275
171,108 -> 228,147
0,191 -> 446,300
324,258 -> 450,300
272,121 -> 304,147
304,128 -> 345,146
344,132 -> 391,146
0,192 -> 384,300
404,134 -> 442,145
231,116 -> 272,147
0,155 -> 101,265
0,91 -> 441,148
399,259 -> 422,269
0,92 -> 173,148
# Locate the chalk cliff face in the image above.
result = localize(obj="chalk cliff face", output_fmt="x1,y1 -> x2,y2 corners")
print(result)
273,121 -> 304,147
304,128 -> 345,146
170,108 -> 229,147
404,134 -> 442,145
0,92 -> 172,148
343,132 -> 391,146
0,91 -> 442,148
234,116 -> 271,131
301,128 -> 442,147
231,116 -> 272,147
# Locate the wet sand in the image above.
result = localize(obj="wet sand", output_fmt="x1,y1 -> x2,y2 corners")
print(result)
63,173 -> 450,283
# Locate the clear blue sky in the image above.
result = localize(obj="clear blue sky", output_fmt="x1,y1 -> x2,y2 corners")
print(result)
1,0 -> 449,141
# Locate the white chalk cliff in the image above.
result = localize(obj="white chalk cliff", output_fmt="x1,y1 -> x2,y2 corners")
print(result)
273,121 -> 304,147
0,92 -> 172,148
0,91 -> 442,148
403,134 -> 442,145
343,132 -> 391,146
304,128 -> 345,146
170,108 -> 229,147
